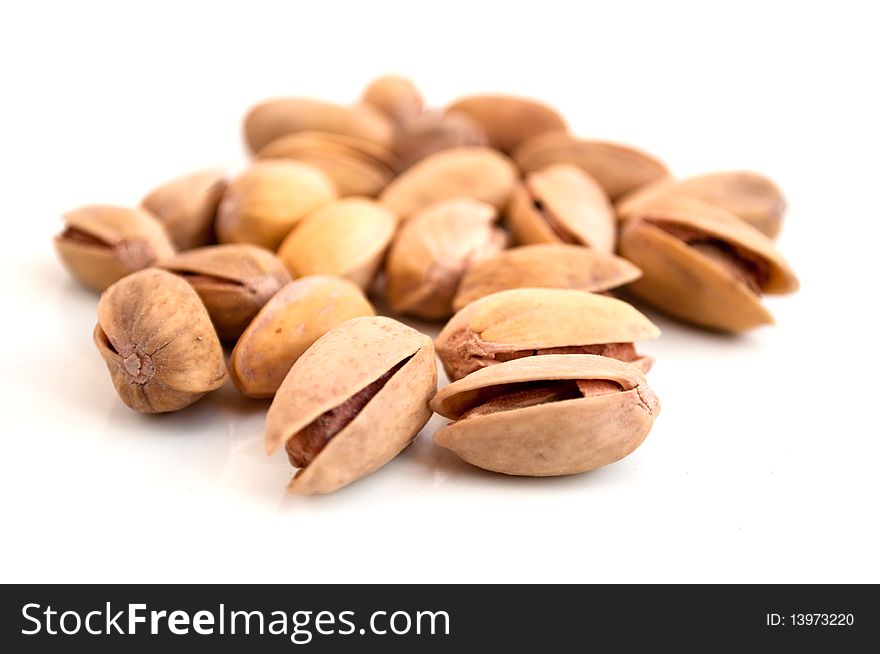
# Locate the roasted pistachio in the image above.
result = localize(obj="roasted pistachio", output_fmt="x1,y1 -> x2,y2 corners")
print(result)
93,269 -> 227,413
392,110 -> 488,169
361,75 -> 424,126
265,316 -> 437,494
141,169 -> 226,250
446,95 -> 567,153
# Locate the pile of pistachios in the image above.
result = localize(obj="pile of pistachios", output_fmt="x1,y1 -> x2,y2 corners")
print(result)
54,75 -> 798,494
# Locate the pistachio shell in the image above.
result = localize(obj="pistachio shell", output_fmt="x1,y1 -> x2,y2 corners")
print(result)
158,244 -> 291,342
379,146 -> 517,221
453,244 -> 642,310
392,110 -> 488,169
512,132 -> 669,200
385,199 -> 506,320
265,316 -> 437,494
230,277 -> 374,398
506,163 -> 615,251
277,197 -> 395,290
215,160 -> 337,250
257,130 -> 400,173
361,75 -> 424,126
244,98 -> 394,153
54,205 -> 176,292
432,354 -> 659,476
141,169 -> 227,250
435,288 -> 660,380
445,95 -> 567,153
93,269 -> 227,413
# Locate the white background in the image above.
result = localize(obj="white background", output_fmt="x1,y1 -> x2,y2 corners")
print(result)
1,0 -> 878,583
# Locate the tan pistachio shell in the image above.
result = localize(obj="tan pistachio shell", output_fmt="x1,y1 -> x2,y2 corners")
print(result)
158,244 -> 291,342
392,110 -> 488,169
93,269 -> 227,413
385,198 -> 507,320
453,244 -> 642,311
616,171 -> 787,238
265,316 -> 437,494
431,354 -> 659,476
435,287 -> 660,380
506,163 -> 616,251
257,130 -> 400,173
215,160 -> 337,251
277,197 -> 396,290
361,75 -> 424,126
244,98 -> 394,153
230,276 -> 375,398
445,95 -> 567,153
512,131 -> 669,200
54,205 -> 176,292
379,146 -> 517,221
141,169 -> 227,250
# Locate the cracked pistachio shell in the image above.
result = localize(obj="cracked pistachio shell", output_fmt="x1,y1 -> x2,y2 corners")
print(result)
453,244 -> 642,311
141,169 -> 227,250
230,276 -> 374,398
215,161 -> 337,251
93,269 -> 227,413
512,132 -> 669,200
258,130 -> 400,173
385,198 -> 507,320
616,171 -> 787,238
361,75 -> 424,126
379,146 -> 517,221
431,354 -> 659,476
619,197 -> 799,332
445,95 -> 567,153
244,98 -> 394,153
54,205 -> 176,292
158,244 -> 291,343
506,163 -> 616,252
265,316 -> 437,494
277,198 -> 396,290
435,287 -> 660,380
392,110 -> 488,169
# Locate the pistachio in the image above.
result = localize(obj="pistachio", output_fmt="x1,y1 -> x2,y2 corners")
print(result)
505,163 -> 616,251
453,244 -> 642,311
392,110 -> 488,169
435,288 -> 660,381
512,131 -> 669,200
616,171 -> 787,238
385,199 -> 507,320
379,146 -> 517,221
215,160 -> 337,251
54,205 -> 176,292
619,197 -> 799,332
431,354 -> 659,476
141,169 -> 227,250
93,269 -> 227,413
243,98 -> 394,153
361,75 -> 424,126
230,277 -> 374,399
265,316 -> 437,494
277,197 -> 395,290
445,95 -> 567,153
158,244 -> 291,342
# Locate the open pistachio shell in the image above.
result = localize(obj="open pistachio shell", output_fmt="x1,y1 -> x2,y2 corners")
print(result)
435,287 -> 660,380
385,198 -> 506,320
512,131 -> 669,200
445,95 -> 567,153
361,75 -> 424,126
431,354 -> 659,476
506,163 -> 616,251
54,205 -> 176,292
265,316 -> 437,494
392,110 -> 489,169
453,244 -> 642,311
257,130 -> 400,173
141,169 -> 227,250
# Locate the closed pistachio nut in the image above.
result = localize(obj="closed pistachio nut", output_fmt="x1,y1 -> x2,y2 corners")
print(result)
265,316 -> 437,494
215,161 -> 337,251
277,197 -> 396,290
431,354 -> 659,476
506,163 -> 616,251
141,169 -> 227,250
435,287 -> 660,381
392,110 -> 488,169
619,197 -> 799,332
446,95 -> 567,153
361,74 -> 424,126
93,269 -> 227,413
453,244 -> 642,311
385,198 -> 507,320
230,276 -> 374,398
158,244 -> 291,342
54,205 -> 175,292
